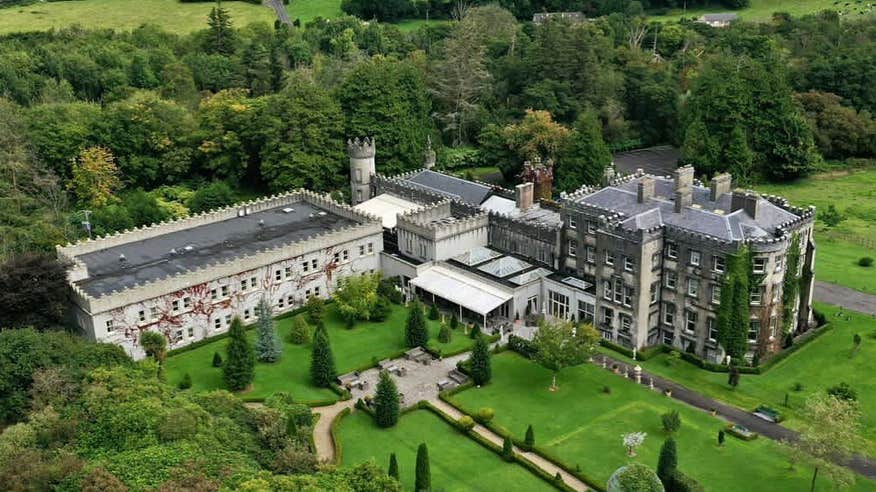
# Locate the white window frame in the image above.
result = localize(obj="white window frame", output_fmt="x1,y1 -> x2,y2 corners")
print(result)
753,257 -> 767,274
689,250 -> 701,267
665,272 -> 677,289
605,251 -> 615,266
707,318 -> 718,341
568,241 -> 577,257
711,284 -> 721,304
624,256 -> 634,272
663,303 -> 676,326
666,242 -> 678,259
750,287 -> 762,305
687,278 -> 699,298
685,310 -> 697,333
712,255 -> 725,273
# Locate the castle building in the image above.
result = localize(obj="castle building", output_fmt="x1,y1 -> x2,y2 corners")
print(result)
60,139 -> 816,363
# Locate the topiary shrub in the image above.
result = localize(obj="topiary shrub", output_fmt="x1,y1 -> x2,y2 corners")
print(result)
661,410 -> 681,433
502,436 -> 514,462
475,407 -> 494,424
212,352 -> 223,367
177,372 -> 192,390
428,303 -> 440,320
450,314 -> 459,329
858,257 -> 873,267
438,324 -> 452,343
457,415 -> 475,432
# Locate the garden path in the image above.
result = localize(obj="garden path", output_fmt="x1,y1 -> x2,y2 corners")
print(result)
430,399 -> 589,491
596,354 -> 876,479
815,281 -> 876,316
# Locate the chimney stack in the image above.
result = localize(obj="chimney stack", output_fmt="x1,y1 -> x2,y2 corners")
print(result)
710,173 -> 732,202
674,189 -> 692,213
730,190 -> 760,219
516,182 -> 534,211
674,165 -> 695,192
637,177 -> 654,203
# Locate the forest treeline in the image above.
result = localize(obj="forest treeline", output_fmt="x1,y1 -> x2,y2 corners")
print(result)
1,6 -> 875,259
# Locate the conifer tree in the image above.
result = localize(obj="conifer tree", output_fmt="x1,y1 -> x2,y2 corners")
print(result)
428,303 -> 440,320
405,300 -> 429,348
255,297 -> 282,362
212,351 -> 223,367
415,443 -> 431,492
310,324 -> 336,387
469,334 -> 492,386
656,437 -> 677,488
524,424 -> 535,450
437,323 -> 452,344
388,452 -> 399,480
224,317 -> 255,391
243,42 -> 273,97
375,370 -> 400,428
556,110 -> 611,191
206,3 -> 236,56
289,315 -> 311,344
502,436 -> 514,461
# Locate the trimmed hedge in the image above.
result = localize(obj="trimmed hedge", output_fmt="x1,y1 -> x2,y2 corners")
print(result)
508,334 -> 538,359
329,383 -> 352,401
599,340 -> 666,361
330,407 -> 352,464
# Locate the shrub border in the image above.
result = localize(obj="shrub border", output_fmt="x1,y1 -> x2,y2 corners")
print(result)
330,406 -> 351,465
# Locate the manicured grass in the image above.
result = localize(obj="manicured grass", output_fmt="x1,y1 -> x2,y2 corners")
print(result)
651,0 -> 874,22
450,352 -> 876,491
0,0 -> 274,34
338,409 -> 552,491
755,166 -> 876,293
601,302 -> 876,456
165,303 -> 471,403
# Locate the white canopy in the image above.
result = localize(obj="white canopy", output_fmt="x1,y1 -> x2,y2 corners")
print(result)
354,193 -> 420,229
410,264 -> 511,316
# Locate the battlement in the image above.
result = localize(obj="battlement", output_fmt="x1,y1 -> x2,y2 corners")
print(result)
347,137 -> 376,159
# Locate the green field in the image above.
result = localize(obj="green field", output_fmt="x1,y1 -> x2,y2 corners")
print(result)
449,352 -> 876,491
338,409 -> 551,492
652,0 -> 874,22
755,166 -> 876,294
602,303 -> 876,456
165,303 -> 471,403
0,0 -> 343,35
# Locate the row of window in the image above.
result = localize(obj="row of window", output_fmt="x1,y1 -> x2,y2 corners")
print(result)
602,278 -> 634,308
662,303 -> 779,344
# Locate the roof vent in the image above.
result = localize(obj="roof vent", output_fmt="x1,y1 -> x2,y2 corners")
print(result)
258,220 -> 265,227
119,253 -> 126,262
170,248 -> 177,255
283,207 -> 295,213
318,211 -> 327,216
184,245 -> 194,252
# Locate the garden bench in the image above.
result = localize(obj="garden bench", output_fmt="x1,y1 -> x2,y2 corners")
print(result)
405,347 -> 426,360
448,369 -> 468,384
437,379 -> 453,391
378,359 -> 394,370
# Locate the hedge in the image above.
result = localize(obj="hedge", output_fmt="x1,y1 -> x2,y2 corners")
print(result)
438,381 -> 474,402
599,340 -> 666,361
330,407 -> 352,464
508,334 -> 538,359
423,333 -> 500,360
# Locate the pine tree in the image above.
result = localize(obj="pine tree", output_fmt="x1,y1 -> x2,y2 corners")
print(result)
724,125 -> 754,184
405,300 -> 429,348
469,335 -> 492,386
212,351 -> 223,367
657,437 -> 677,489
718,429 -> 725,446
224,317 -> 255,391
524,425 -> 535,451
289,315 -> 311,344
388,452 -> 399,480
206,3 -> 236,56
310,324 -> 336,387
374,371 -> 400,428
450,314 -> 459,329
415,443 -> 431,492
178,372 -> 192,390
255,297 -> 282,362
428,303 -> 440,320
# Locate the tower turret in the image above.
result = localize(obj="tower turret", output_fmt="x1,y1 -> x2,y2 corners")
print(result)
349,137 -> 376,205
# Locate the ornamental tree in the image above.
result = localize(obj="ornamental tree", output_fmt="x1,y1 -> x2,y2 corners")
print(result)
224,317 -> 255,391
415,443 -> 431,492
405,300 -> 429,348
374,371 -> 400,428
524,425 -> 535,451
388,452 -> 399,480
255,297 -> 282,363
334,273 -> 380,325
469,335 -> 492,386
622,432 -> 647,457
310,324 -> 336,388
791,394 -> 863,491
140,331 -> 167,364
289,315 -> 311,345
532,319 -> 599,390
656,437 -> 677,488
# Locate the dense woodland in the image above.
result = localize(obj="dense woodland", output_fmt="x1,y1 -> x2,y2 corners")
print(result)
2,6 -> 876,271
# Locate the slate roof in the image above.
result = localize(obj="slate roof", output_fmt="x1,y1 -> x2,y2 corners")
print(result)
700,13 -> 738,22
74,202 -> 358,297
574,176 -> 798,241
403,170 -> 493,205
480,195 -> 563,226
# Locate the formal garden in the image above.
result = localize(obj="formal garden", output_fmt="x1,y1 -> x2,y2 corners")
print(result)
446,351 -> 876,492
165,275 -> 475,404
337,409 -> 553,491
600,302 -> 876,456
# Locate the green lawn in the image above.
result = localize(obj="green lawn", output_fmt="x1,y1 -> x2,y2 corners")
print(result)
600,302 -> 876,456
651,0 -> 874,22
755,166 -> 876,294
450,352 -> 876,492
338,409 -> 552,492
165,303 -> 471,403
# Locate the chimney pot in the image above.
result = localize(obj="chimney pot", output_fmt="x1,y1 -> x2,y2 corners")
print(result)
674,165 -> 695,192
710,173 -> 732,202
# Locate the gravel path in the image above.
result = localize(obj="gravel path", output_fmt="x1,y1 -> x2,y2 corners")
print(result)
814,280 -> 876,316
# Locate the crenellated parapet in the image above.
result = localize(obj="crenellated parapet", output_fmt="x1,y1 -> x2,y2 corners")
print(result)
396,200 -> 489,241
347,137 -> 376,159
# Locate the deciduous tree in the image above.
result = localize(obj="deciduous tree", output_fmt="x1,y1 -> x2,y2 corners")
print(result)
791,394 -> 862,491
0,253 -> 71,331
69,146 -> 121,208
532,319 -> 598,390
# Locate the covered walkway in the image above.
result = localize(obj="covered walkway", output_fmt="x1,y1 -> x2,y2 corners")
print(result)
410,264 -> 512,327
